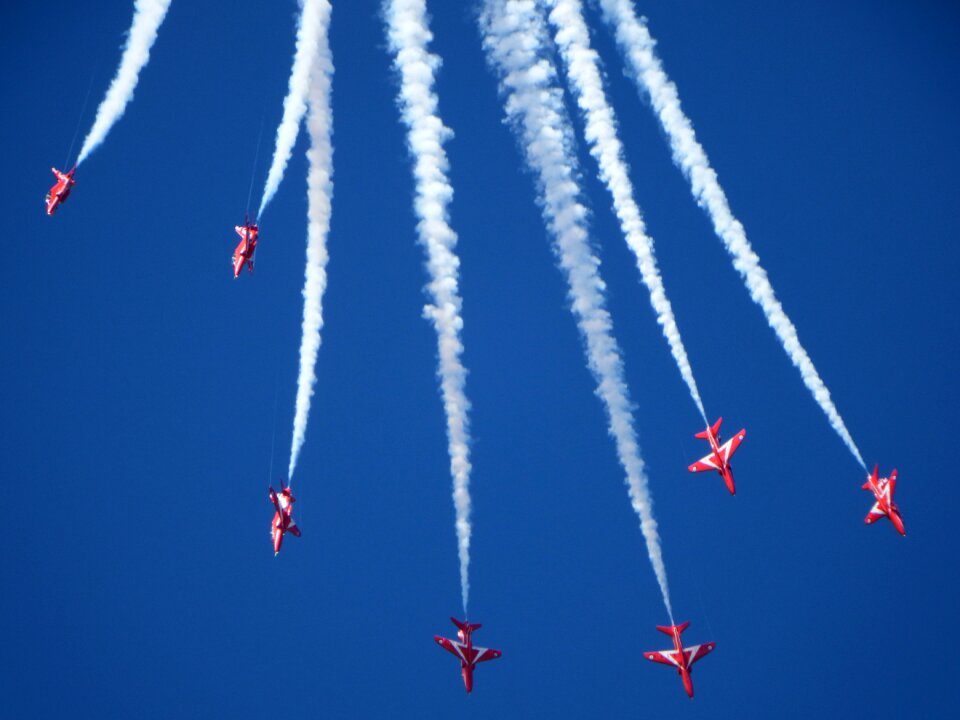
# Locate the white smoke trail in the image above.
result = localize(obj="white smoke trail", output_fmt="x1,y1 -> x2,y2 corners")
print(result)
544,0 -> 707,425
598,0 -> 865,469
385,0 -> 474,613
288,0 -> 334,481
482,0 -> 674,621
258,0 -> 327,220
76,0 -> 172,165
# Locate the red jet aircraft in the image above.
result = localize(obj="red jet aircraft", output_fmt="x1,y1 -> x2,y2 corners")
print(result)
688,417 -> 746,495
233,219 -> 259,278
268,481 -> 301,555
644,621 -> 716,698
863,465 -> 905,536
434,617 -> 501,694
45,166 -> 76,215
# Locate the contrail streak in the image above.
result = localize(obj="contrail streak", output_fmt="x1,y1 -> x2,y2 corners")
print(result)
77,0 -> 172,165
385,0 -> 475,613
544,0 -> 707,425
481,0 -> 674,620
258,0 -> 327,220
597,0 -> 865,468
288,0 -> 334,481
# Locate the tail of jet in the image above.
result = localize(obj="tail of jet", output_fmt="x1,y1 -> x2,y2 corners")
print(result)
451,617 -> 482,634
695,418 -> 723,441
656,621 -> 690,637
862,464 -> 879,490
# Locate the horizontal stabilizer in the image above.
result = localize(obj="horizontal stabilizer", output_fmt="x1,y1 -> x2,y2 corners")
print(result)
451,617 -> 482,633
694,418 -> 722,440
656,621 -> 690,636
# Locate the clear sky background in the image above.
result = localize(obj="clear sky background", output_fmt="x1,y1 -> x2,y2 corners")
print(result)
2,1 -> 959,717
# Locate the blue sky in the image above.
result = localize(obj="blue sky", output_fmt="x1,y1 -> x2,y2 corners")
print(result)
3,1 -> 959,717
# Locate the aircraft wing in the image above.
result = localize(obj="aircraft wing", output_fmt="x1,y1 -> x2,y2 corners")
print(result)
435,636 -> 467,662
644,650 -> 680,668
685,642 -> 716,666
864,502 -> 886,524
688,451 -> 721,474
473,646 -> 502,664
719,431 -> 746,463
887,470 -> 898,497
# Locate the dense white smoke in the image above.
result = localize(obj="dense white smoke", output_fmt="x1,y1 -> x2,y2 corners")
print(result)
77,0 -> 172,165
597,0 -> 865,468
258,0 -> 328,220
385,0 -> 475,613
545,0 -> 707,424
482,0 -> 674,620
288,0 -> 334,481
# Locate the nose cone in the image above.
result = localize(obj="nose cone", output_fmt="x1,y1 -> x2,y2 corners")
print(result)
723,469 -> 736,496
462,666 -> 473,694
682,670 -> 694,698
892,513 -> 906,536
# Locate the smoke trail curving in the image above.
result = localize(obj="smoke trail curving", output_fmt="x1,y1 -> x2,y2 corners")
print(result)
288,0 -> 334,481
77,0 -> 172,165
481,0 -> 674,620
597,0 -> 865,468
385,0 -> 475,613
544,0 -> 707,425
258,0 -> 328,220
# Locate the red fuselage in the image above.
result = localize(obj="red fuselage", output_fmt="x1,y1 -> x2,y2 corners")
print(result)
864,468 -> 905,536
46,167 -> 76,216
269,485 -> 300,555
644,622 -> 715,698
666,626 -> 695,698
233,224 -> 258,277
688,418 -> 745,496
434,618 -> 501,694
704,429 -> 735,494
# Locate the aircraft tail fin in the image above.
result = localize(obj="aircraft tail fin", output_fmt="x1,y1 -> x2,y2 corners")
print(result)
863,465 -> 879,490
451,617 -> 482,633
695,418 -> 722,440
656,621 -> 690,636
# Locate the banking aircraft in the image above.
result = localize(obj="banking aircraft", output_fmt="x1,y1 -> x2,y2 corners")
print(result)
644,621 -> 715,698
46,166 -> 76,215
434,617 -> 501,694
233,219 -> 258,277
268,481 -> 300,555
863,465 -> 905,536
687,417 -> 746,495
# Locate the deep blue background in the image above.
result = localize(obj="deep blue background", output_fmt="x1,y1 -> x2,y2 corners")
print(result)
2,1 -> 958,717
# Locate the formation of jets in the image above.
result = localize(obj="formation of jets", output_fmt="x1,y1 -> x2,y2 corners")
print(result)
42,172 -> 906,700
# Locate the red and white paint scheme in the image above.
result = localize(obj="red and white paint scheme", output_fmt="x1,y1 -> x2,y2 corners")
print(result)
45,166 -> 76,216
434,617 -> 501,694
268,481 -> 301,555
233,219 -> 258,278
644,621 -> 716,698
687,417 -> 746,495
863,465 -> 905,536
